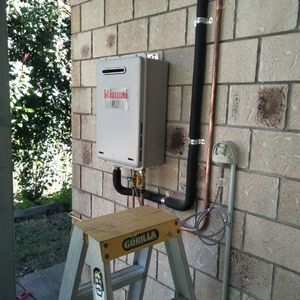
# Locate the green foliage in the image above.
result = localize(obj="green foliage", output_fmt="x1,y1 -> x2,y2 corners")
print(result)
7,0 -> 71,201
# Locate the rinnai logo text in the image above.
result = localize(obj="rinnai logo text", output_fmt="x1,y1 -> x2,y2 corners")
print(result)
122,229 -> 159,251
104,88 -> 128,100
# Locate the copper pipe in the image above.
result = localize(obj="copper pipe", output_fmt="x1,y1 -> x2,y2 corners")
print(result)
201,0 -> 223,228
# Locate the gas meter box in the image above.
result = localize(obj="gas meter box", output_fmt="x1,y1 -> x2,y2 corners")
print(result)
96,54 -> 168,168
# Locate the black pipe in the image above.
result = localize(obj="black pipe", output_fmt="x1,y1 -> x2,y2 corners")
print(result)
112,0 -> 208,211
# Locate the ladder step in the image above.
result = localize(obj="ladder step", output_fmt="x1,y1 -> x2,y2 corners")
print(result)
112,264 -> 146,290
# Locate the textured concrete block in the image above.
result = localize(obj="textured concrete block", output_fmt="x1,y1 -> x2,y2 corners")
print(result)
278,178 -> 300,226
103,173 -> 128,206
164,47 -> 194,85
273,267 -> 300,300
147,158 -> 179,191
209,39 -> 258,83
81,114 -> 96,142
71,0 -> 89,6
106,0 -> 133,25
72,88 -> 92,114
72,188 -> 91,216
72,163 -> 81,189
182,231 -> 218,276
149,10 -> 186,50
244,214 -> 300,273
157,251 -> 174,288
118,19 -> 148,54
134,0 -> 168,17
81,59 -> 97,87
166,124 -> 189,158
72,139 -> 92,166
236,0 -> 298,38
93,26 -> 117,58
288,84 -> 300,130
72,32 -> 91,60
259,33 -> 300,81
219,248 -> 273,300
81,166 -> 103,196
144,277 -> 174,299
167,86 -> 181,122
72,113 -> 80,139
72,61 -> 80,87
229,171 -> 279,218
81,0 -> 104,31
251,130 -> 300,179
71,5 -> 80,34
187,0 -> 235,45
91,195 -> 114,217
228,85 -> 288,128
169,0 -> 196,9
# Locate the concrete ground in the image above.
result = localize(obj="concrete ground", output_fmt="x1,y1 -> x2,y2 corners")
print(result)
16,263 -> 65,300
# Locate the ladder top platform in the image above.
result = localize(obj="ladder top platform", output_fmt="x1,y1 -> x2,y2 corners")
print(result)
76,205 -> 181,261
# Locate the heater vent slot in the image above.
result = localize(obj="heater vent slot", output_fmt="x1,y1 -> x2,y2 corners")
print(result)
128,158 -> 134,161
102,67 -> 126,75
99,151 -> 104,154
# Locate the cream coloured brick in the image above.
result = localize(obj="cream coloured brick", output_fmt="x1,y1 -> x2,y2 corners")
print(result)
81,59 -> 97,87
91,195 -> 114,217
93,26 -> 117,58
169,0 -> 196,9
278,179 -> 300,226
167,86 -> 181,121
72,32 -> 91,60
157,251 -> 174,289
81,0 -> 104,31
273,268 -> 300,300
187,0 -> 235,45
182,230 -> 218,275
147,157 -> 179,191
73,139 -> 92,166
72,113 -> 80,139
251,130 -> 300,179
165,47 -> 194,85
81,114 -> 96,142
72,188 -> 91,216
229,171 -> 279,218
219,247 -> 273,300
72,164 -> 81,189
92,88 -> 97,114
288,84 -> 300,130
103,173 -> 128,206
208,39 -> 258,83
149,10 -> 186,50
71,5 -> 80,34
135,0 -> 167,17
244,214 -> 300,273
72,88 -> 92,114
228,85 -> 288,128
259,33 -> 300,81
241,295 -> 255,300
106,0 -> 133,25
166,123 -> 189,158
144,277 -> 174,299
113,289 -> 126,300
71,0 -> 88,6
236,0 -> 298,38
181,86 -> 192,122
118,19 -> 148,54
81,166 -> 102,196
72,61 -> 80,87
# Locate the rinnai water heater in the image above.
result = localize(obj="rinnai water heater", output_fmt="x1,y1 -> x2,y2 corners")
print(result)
96,54 -> 168,168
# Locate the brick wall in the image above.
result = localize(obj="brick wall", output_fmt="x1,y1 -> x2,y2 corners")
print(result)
71,0 -> 300,299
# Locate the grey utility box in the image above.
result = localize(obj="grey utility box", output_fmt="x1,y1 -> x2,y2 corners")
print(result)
96,54 -> 168,168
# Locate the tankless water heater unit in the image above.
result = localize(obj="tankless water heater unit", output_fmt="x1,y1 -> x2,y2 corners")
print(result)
96,54 -> 168,168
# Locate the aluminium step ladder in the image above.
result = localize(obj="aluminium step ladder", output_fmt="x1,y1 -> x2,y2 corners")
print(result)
59,205 -> 196,300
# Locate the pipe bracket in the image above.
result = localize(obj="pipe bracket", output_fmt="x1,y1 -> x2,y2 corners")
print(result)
194,17 -> 213,26
189,139 -> 205,145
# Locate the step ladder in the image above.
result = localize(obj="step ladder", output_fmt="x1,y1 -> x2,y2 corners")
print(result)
59,206 -> 196,300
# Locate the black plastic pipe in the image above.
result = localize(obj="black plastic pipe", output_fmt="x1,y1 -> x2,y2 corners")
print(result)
112,0 -> 209,211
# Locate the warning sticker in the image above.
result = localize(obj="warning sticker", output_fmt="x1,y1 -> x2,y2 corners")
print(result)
103,88 -> 128,110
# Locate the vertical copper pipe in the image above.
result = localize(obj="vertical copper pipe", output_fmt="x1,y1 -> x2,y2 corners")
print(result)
202,0 -> 223,226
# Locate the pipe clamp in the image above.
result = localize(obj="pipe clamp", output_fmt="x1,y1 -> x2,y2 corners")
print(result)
194,17 -> 213,26
189,139 -> 205,145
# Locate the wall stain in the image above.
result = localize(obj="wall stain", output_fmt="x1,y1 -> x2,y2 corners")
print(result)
106,34 -> 115,48
166,127 -> 186,156
231,94 -> 240,121
81,46 -> 90,58
82,145 -> 91,165
255,87 -> 286,127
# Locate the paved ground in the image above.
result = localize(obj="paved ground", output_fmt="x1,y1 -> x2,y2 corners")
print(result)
16,263 -> 64,300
